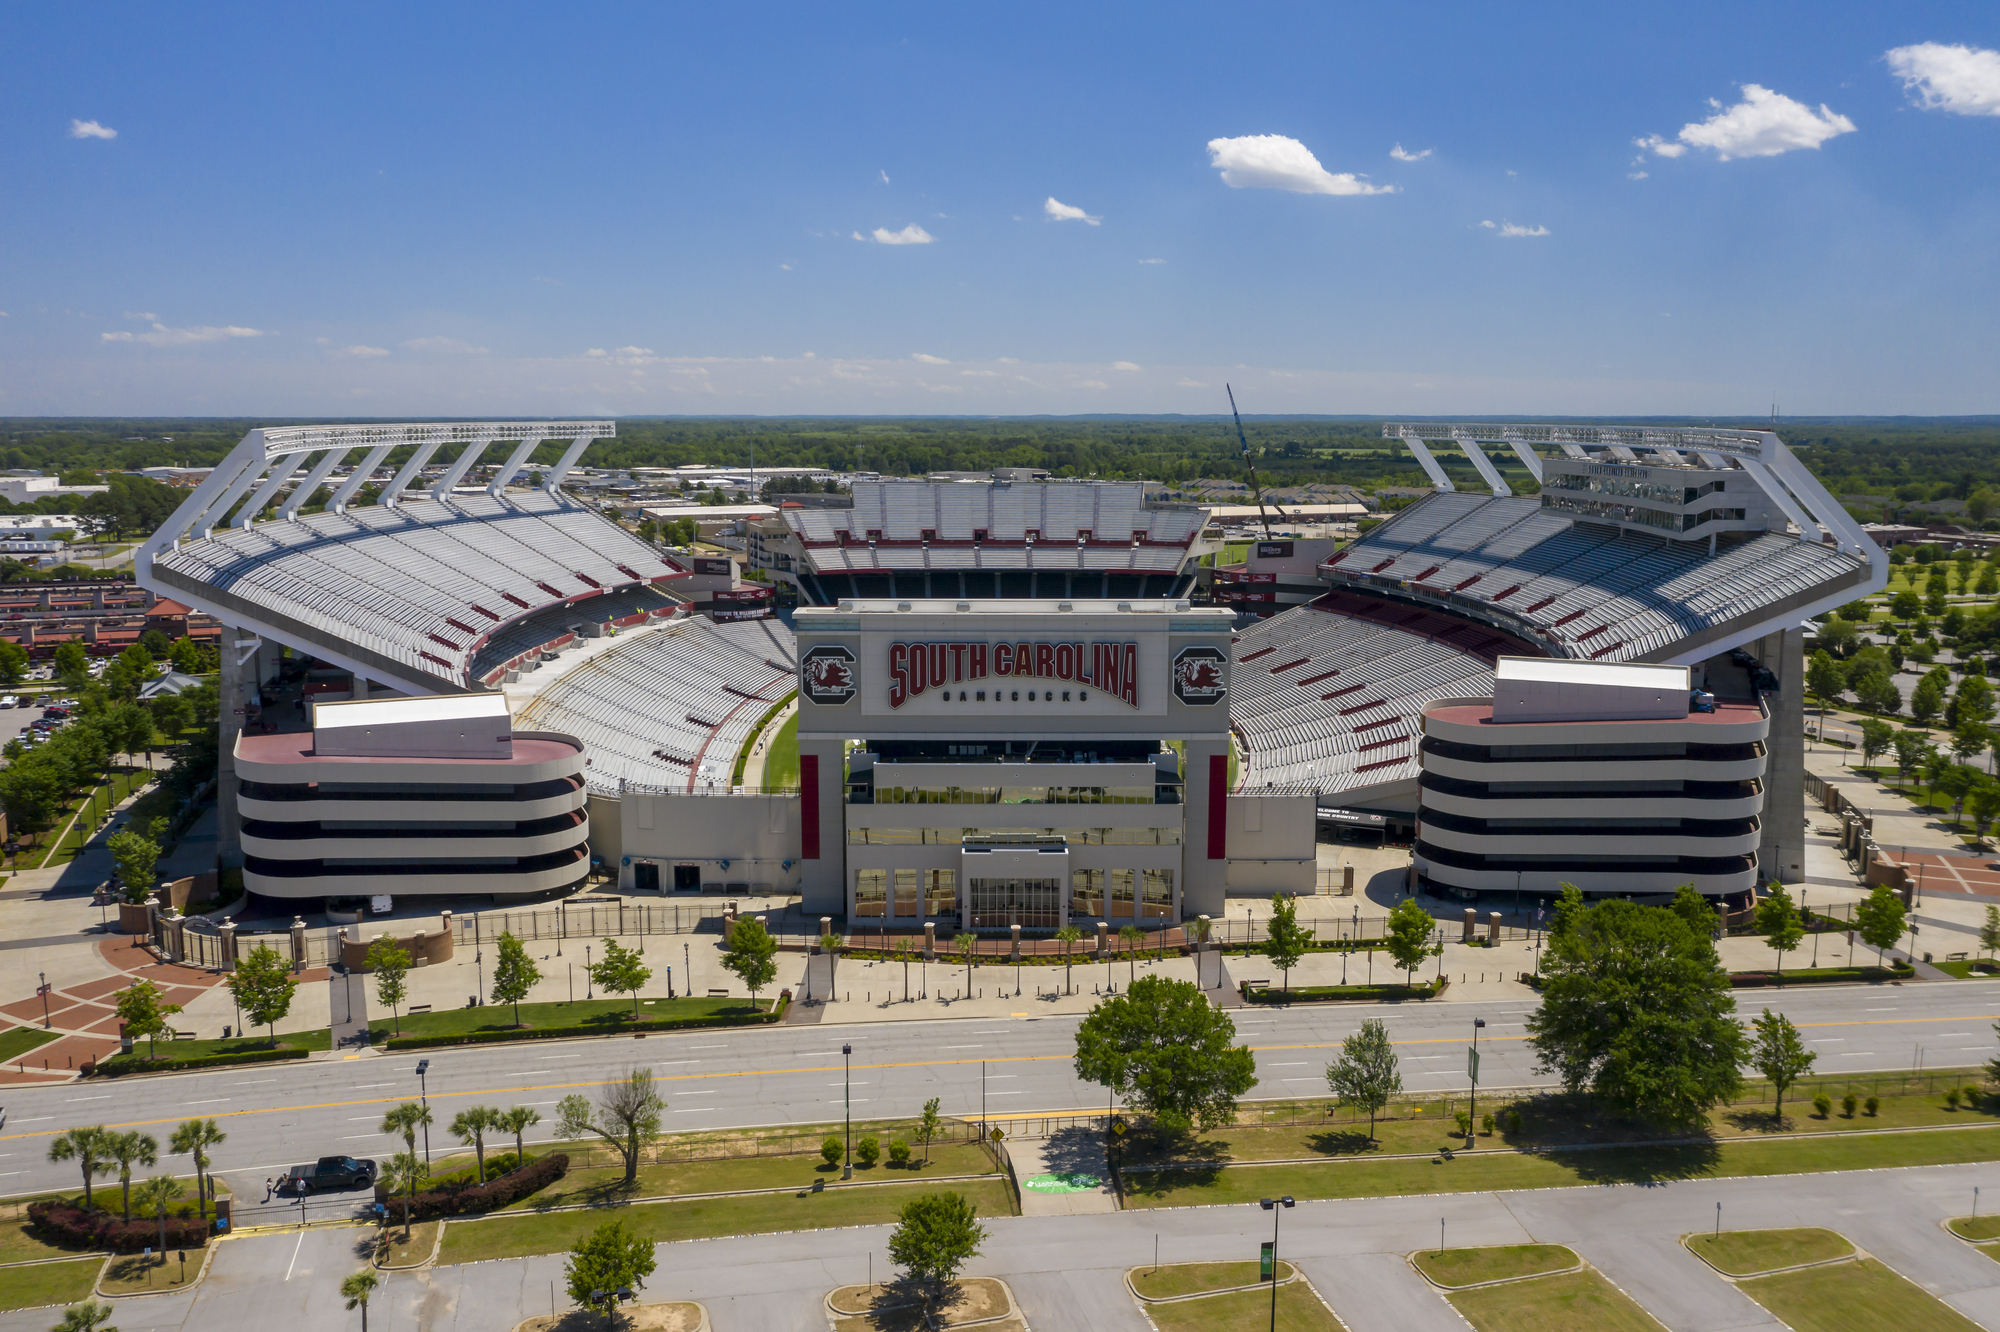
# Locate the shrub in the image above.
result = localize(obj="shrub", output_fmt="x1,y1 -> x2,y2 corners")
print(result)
1865,1096 -> 1880,1116
1947,1088 -> 1963,1110
29,1200 -> 207,1254
888,1139 -> 912,1167
1480,1113 -> 1495,1136
1841,1093 -> 1857,1118
1966,1084 -> 1983,1108
1452,1110 -> 1471,1135
856,1136 -> 881,1167
94,1047 -> 311,1077
1812,1093 -> 1832,1119
376,1152 -> 568,1222
1505,1109 -> 1523,1134
820,1136 -> 843,1168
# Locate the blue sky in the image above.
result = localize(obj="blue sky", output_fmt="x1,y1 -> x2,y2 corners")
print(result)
4,1 -> 1998,417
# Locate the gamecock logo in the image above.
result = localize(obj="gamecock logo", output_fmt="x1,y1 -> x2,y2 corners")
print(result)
1172,646 -> 1229,705
801,645 -> 857,705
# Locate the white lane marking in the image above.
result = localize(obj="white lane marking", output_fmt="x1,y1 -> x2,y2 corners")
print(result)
544,1055 -> 584,1060
284,1227 -> 307,1281
986,1091 -> 1026,1096
10,1117 -> 53,1123
655,1060 -> 700,1066
1866,1007 -> 1899,1012
671,1108 -> 716,1114
187,1098 -> 231,1104
675,1091 -> 716,1096
1836,1052 -> 1878,1057
339,1134 -> 382,1140
64,1095 -> 110,1102
944,1045 -> 984,1050
234,1079 -> 278,1085
685,1045 -> 728,1050
828,1083 -> 871,1088
829,1099 -> 872,1104
505,1071 -> 551,1077
793,1051 -> 842,1057
352,1083 -> 400,1089
347,1117 -> 381,1122
1808,1039 -> 1845,1044
1266,1062 -> 1308,1067
986,1075 -> 1017,1080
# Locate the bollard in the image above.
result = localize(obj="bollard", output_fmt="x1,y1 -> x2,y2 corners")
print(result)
1343,864 -> 1355,894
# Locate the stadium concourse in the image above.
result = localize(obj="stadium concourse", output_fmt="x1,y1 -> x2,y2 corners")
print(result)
134,419 -> 1882,919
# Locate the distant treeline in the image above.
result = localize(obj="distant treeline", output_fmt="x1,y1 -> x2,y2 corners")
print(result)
7,417 -> 2000,519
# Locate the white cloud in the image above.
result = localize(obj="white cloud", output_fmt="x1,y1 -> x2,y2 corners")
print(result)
401,336 -> 489,354
1205,134 -> 1394,195
1628,170 -> 1650,180
1111,361 -> 1141,371
1390,143 -> 1432,161
69,119 -> 116,140
1887,42 -> 2000,117
912,353 -> 950,364
1177,379 -> 1209,388
102,322 -> 267,346
336,345 -> 390,358
585,348 -> 607,357
959,369 -> 999,377
1481,221 -> 1550,237
1137,258 -> 1166,265
617,345 -> 655,357
1640,85 -> 1855,161
1076,379 -> 1108,389
879,169 -> 891,183
865,223 -> 935,245
1044,197 -> 1102,225
122,311 -> 158,322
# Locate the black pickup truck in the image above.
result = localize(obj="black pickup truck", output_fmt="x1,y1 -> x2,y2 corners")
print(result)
284,1156 -> 378,1194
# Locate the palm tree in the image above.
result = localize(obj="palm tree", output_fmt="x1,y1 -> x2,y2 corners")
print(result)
448,1106 -> 500,1183
341,1271 -> 380,1332
168,1119 -> 226,1220
381,1101 -> 432,1163
379,1152 -> 428,1240
105,1131 -> 158,1222
47,1127 -> 113,1210
953,932 -> 978,998
494,1107 -> 541,1170
53,1301 -> 117,1332
1053,925 -> 1082,996
1119,924 -> 1146,984
132,1176 -> 184,1259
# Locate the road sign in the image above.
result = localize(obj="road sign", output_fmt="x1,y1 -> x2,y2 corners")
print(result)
1467,1046 -> 1481,1084
1260,1241 -> 1274,1281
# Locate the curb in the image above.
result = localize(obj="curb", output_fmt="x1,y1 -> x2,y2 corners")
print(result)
375,1219 -> 445,1271
1679,1229 -> 1858,1279
1123,1262 -> 1296,1304
450,1170 -> 1003,1225
826,1277 -> 1018,1328
1406,1247 -> 1583,1291
512,1301 -> 710,1332
92,1234 -> 223,1300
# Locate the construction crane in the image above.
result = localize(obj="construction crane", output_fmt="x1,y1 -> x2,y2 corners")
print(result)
1226,384 -> 1276,538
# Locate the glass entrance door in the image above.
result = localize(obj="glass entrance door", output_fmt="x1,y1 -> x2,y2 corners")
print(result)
966,877 -> 1063,932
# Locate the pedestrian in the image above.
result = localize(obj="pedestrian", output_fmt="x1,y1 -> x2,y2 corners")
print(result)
263,1176 -> 274,1202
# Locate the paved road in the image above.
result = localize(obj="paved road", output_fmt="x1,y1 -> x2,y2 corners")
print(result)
8,1154 -> 2000,1332
3,979 -> 1994,1202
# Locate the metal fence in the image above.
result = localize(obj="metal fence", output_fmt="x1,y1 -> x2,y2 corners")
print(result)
455,900 -> 732,946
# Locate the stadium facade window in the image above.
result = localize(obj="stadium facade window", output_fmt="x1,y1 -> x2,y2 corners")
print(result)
893,867 -> 919,918
1072,867 -> 1105,915
1545,472 -> 1729,506
924,869 -> 957,917
1110,867 -> 1135,916
855,868 -> 887,918
849,825 -> 1181,845
873,783 -> 1155,805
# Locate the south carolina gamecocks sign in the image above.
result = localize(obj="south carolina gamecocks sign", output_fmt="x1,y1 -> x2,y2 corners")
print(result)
1172,646 -> 1229,705
800,645 -> 857,704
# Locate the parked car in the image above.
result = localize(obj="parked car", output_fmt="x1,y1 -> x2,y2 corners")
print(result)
0,696 -> 16,710
283,1156 -> 378,1194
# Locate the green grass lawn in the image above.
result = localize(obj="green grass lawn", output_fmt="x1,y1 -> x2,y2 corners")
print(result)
34,767 -> 158,869
1412,1246 -> 1577,1288
0,1258 -> 105,1311
1448,1269 -> 1658,1332
1738,1258 -> 1983,1332
0,1027 -> 62,1065
1141,1282 -> 1345,1332
1686,1228 -> 1852,1276
1122,1123 -> 2000,1209
1949,1215 -> 2000,1241
372,995 -> 770,1042
99,1253 -> 197,1295
497,1139 -> 996,1210
437,1177 -> 1014,1265
762,712 -> 799,791
0,1195 -> 102,1264
1129,1261 -> 1294,1300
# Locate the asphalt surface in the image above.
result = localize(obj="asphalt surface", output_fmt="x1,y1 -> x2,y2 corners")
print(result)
3,979 -> 1995,1205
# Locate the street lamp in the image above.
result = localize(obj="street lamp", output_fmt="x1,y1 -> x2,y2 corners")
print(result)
585,944 -> 594,1000
1467,1019 -> 1486,1149
842,1042 -> 853,1179
415,1058 -> 432,1162
1259,1195 -> 1295,1332
588,1286 -> 633,1330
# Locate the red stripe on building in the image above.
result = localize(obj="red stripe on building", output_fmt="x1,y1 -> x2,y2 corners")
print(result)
800,755 -> 820,859
1208,754 -> 1227,860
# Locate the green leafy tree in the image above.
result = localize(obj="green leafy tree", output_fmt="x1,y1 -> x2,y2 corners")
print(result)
1910,674 -> 1947,726
1525,898 -> 1744,1127
47,1127 -> 113,1210
587,938 -> 652,1019
228,944 -> 298,1045
719,915 -> 779,1006
1548,883 -> 1587,947
1854,884 -> 1909,968
340,1272 -> 380,1332
1982,905 -> 2000,963
917,1096 -> 942,1166
1891,589 -> 1922,621
1072,974 -> 1257,1134
1855,671 -> 1901,716
1951,675 -> 1996,730
114,979 -> 181,1059
1857,718 -> 1895,770
0,640 -> 27,686
364,936 -> 411,1036
1384,897 -> 1440,984
495,1106 -> 541,1168
564,1219 -> 656,1312
1805,650 -> 1844,723
490,931 -> 541,1026
1117,924 -> 1145,983
133,1175 -> 183,1257
106,830 -> 160,904
1263,893 -> 1311,992
1955,723 -> 1992,767
53,1302 -> 116,1332
104,1131 -> 157,1222
1324,1017 -> 1401,1140
1942,762 -> 1983,827
1971,782 -> 2000,842
1754,884 -> 1805,981
886,1191 -> 987,1313
449,1106 -> 501,1183
557,1068 -> 664,1186
168,1118 -> 225,1220
1052,924 -> 1082,996
1669,883 -> 1718,940
1748,1009 -> 1816,1116
53,641 -> 88,691
1892,731 -> 1930,791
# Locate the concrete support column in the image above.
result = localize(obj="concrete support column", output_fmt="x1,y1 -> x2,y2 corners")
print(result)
1487,911 -> 1501,943
288,916 -> 307,971
412,930 -> 428,965
215,625 -> 258,871
162,909 -> 185,963
218,921 -> 238,970
923,921 -> 936,961
1342,864 -> 1355,894
820,916 -> 832,943
1752,624 -> 1806,884
1462,907 -> 1477,942
1096,919 -> 1108,957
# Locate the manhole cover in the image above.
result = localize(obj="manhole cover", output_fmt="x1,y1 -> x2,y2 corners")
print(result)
1021,1172 -> 1102,1193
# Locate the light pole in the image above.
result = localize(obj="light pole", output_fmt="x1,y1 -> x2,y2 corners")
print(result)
37,971 -> 50,1028
684,941 -> 691,995
1467,1018 -> 1485,1149
415,1058 -> 432,1162
842,1042 -> 853,1180
585,944 -> 594,1000
1259,1195 -> 1294,1332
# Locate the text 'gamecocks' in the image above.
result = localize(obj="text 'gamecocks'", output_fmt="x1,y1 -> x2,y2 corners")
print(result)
887,641 -> 1139,709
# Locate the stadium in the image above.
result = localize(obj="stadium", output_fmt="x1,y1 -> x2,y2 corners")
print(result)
136,418 -> 1882,920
